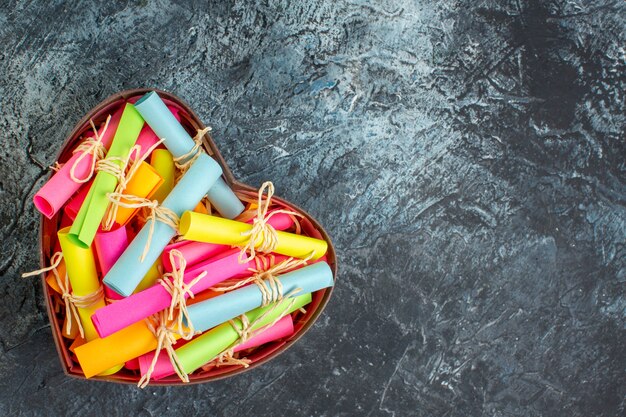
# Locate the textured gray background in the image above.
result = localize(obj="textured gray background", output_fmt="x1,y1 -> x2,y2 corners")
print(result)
0,0 -> 624,416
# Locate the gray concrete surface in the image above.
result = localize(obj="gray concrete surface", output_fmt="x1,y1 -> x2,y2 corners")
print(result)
0,0 -> 624,416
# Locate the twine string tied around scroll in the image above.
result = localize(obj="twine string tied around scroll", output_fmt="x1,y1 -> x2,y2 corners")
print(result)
173,127 -> 211,180
158,249 -> 207,340
101,138 -> 165,231
212,350 -> 252,369
105,194 -> 180,262
209,253 -> 312,293
238,181 -> 302,264
21,252 -> 104,339
207,255 -> 308,368
69,116 -> 112,183
212,284 -> 303,369
138,310 -> 188,388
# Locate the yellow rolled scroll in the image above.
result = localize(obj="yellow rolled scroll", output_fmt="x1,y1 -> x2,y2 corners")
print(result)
44,256 -> 77,339
149,149 -> 175,203
134,258 -> 162,293
179,212 -> 327,260
57,226 -> 123,376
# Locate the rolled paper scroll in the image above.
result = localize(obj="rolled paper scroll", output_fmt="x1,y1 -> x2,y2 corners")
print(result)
134,106 -> 179,159
57,227 -> 123,376
84,126 -> 167,225
94,226 -> 129,301
134,91 -> 244,219
94,226 -> 128,275
204,177 -> 245,220
179,211 -> 328,260
149,149 -> 175,203
74,321 -> 162,378
57,227 -> 105,341
135,259 -> 162,293
162,211 -> 296,272
112,162 -> 163,226
45,215 -> 72,294
103,153 -> 223,297
33,106 -> 124,219
69,103 -> 144,247
234,314 -> 294,351
138,315 -> 294,380
63,181 -> 92,221
93,248 -> 288,338
166,294 -> 311,377
187,262 -> 333,333
161,241 -> 227,272
77,293 -> 309,379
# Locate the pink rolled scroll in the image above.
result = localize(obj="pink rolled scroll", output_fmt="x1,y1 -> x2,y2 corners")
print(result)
94,226 -> 129,301
234,314 -> 294,351
137,314 -> 294,380
33,106 -> 124,219
162,211 -> 296,272
161,241 -> 229,272
94,249 -> 288,338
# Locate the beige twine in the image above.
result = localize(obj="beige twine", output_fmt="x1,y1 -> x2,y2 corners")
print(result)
158,249 -> 207,339
173,127 -> 211,180
205,255 -> 310,369
212,350 -> 252,368
69,116 -> 111,183
209,254 -> 311,293
138,310 -> 188,388
101,139 -> 165,231
211,285 -> 302,369
234,191 -> 303,235
21,252 -> 104,339
105,194 -> 180,262
210,302 -> 307,369
139,250 -> 213,387
237,182 -> 301,264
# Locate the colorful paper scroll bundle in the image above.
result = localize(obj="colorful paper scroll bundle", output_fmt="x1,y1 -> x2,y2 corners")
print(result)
25,91 -> 335,387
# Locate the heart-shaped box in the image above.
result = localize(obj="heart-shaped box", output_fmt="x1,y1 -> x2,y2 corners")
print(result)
38,88 -> 337,384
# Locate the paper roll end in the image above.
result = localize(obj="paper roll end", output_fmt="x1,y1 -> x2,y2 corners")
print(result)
57,226 -> 90,249
134,91 -> 158,107
33,195 -> 55,219
102,275 -> 132,298
178,210 -> 193,237
74,345 -> 100,379
311,240 -> 329,260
